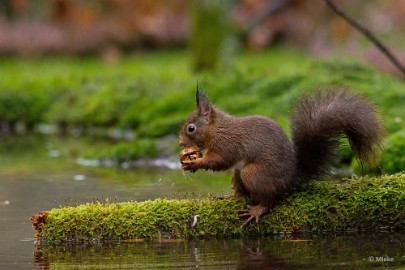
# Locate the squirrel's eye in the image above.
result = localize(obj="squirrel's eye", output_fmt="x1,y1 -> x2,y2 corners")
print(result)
187,124 -> 197,134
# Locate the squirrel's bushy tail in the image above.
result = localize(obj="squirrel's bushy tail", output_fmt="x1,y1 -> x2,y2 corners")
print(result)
291,88 -> 386,182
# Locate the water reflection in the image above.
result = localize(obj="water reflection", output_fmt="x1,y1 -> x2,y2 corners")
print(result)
32,234 -> 404,269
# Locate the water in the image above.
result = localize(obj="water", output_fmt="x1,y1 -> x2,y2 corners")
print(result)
0,136 -> 404,269
31,234 -> 404,269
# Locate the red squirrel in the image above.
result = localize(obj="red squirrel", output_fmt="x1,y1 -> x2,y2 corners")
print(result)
179,88 -> 385,227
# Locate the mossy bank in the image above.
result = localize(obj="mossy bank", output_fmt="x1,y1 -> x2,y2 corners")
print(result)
2,50 -> 405,172
31,173 -> 405,244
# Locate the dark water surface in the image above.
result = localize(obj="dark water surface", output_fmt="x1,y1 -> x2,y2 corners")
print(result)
32,234 -> 404,269
0,136 -> 404,269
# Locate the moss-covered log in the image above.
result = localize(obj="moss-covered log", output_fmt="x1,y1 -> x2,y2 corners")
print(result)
31,174 -> 405,244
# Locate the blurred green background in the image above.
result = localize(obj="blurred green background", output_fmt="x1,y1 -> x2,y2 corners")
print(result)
0,0 -> 404,173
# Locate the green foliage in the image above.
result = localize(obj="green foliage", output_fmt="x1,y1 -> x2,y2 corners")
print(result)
48,78 -> 133,127
2,50 -> 403,136
190,0 -> 231,71
337,138 -> 353,165
0,83 -> 49,127
136,89 -> 194,137
0,52 -> 193,133
1,50 -> 404,169
94,139 -> 159,163
381,130 -> 405,173
38,173 -> 405,243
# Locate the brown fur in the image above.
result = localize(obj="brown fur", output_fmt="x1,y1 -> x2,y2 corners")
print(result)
179,88 -> 385,223
291,88 -> 386,182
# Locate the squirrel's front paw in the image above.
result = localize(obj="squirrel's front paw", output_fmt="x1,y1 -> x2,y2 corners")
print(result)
181,160 -> 199,173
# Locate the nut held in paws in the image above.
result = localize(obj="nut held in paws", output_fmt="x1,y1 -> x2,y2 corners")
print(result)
180,146 -> 203,164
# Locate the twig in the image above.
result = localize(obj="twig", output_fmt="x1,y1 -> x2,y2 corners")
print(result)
324,0 -> 405,77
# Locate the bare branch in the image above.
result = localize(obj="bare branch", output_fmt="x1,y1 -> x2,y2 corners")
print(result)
324,0 -> 405,77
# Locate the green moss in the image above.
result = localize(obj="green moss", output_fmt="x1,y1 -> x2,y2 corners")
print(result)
265,174 -> 405,233
36,173 -> 405,243
41,197 -> 245,243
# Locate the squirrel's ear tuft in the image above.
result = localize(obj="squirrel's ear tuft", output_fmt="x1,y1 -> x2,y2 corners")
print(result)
195,82 -> 209,108
195,84 -> 211,117
196,83 -> 200,108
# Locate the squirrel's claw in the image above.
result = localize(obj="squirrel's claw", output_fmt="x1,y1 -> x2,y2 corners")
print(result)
181,160 -> 198,173
239,214 -> 257,228
238,204 -> 268,228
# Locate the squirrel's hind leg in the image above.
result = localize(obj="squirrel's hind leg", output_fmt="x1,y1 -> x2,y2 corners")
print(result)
237,163 -> 281,227
213,168 -> 249,200
232,168 -> 250,197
